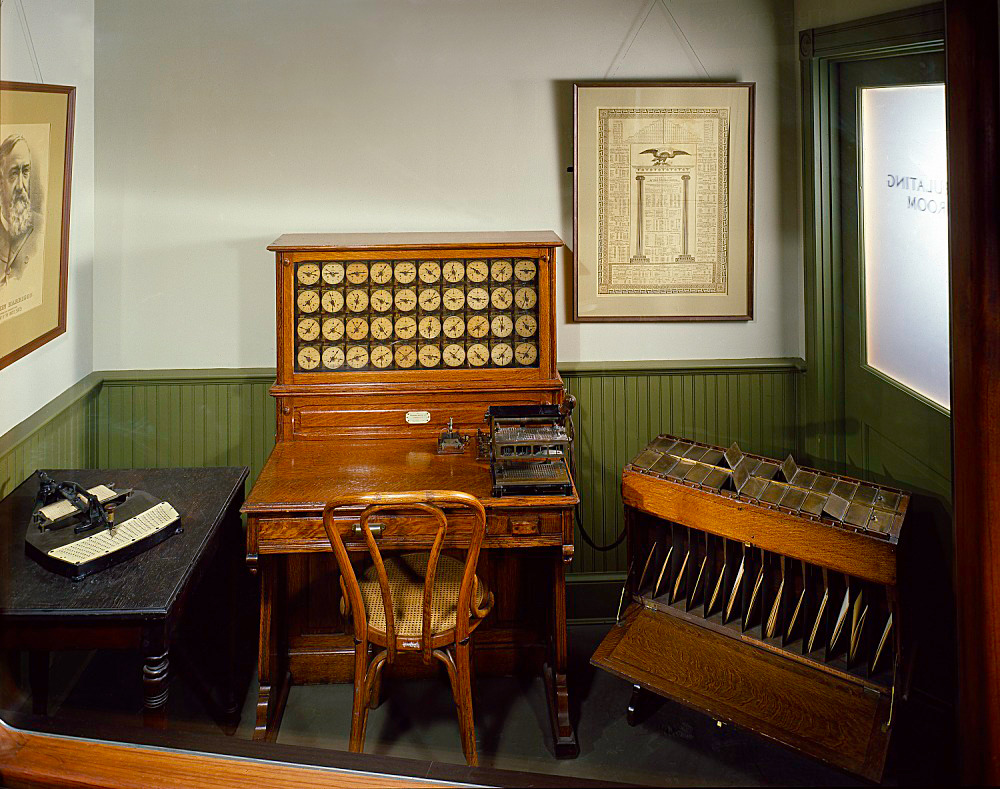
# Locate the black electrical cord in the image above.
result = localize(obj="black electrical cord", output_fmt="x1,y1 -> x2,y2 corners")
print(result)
574,504 -> 626,552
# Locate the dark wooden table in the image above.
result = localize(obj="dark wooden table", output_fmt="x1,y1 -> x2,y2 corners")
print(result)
0,467 -> 249,728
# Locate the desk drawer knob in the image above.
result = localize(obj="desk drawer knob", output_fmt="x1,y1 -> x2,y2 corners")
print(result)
352,521 -> 384,537
510,517 -> 540,535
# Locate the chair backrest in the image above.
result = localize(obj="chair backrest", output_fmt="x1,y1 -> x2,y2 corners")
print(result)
322,490 -> 487,664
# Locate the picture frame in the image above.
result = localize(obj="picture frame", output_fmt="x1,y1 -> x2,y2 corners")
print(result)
0,81 -> 75,369
573,82 -> 754,322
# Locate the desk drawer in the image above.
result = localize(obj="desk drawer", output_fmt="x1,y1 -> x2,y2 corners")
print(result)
254,509 -> 566,553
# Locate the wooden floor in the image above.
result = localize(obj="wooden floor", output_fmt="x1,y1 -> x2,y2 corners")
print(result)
1,624 -> 955,786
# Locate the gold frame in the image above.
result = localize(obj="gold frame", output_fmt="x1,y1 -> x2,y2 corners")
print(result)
0,81 -> 75,369
573,82 -> 754,322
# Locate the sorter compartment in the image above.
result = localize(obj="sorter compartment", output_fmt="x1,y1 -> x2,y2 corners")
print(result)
782,559 -> 807,648
703,533 -> 728,619
868,587 -> 895,684
760,551 -> 786,641
665,523 -> 691,605
803,565 -> 830,657
825,571 -> 851,665
845,580 -> 874,675
741,546 -> 766,634
685,528 -> 709,612
721,540 -> 747,627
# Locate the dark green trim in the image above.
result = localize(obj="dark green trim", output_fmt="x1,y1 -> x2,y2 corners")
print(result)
559,358 -> 804,376
799,4 -> 944,470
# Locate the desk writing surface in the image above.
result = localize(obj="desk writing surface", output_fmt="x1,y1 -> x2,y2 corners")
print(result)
242,438 -> 578,515
0,467 -> 247,619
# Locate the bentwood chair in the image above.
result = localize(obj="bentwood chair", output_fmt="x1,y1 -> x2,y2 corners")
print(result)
322,490 -> 494,766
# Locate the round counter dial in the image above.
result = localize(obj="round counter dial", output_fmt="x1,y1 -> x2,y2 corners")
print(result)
419,315 -> 441,340
514,287 -> 537,310
370,262 -> 393,284
466,260 -> 489,282
490,259 -> 512,282
418,288 -> 441,311
515,314 -> 537,337
443,315 -> 465,339
296,290 -> 320,313
394,345 -> 417,368
346,289 -> 369,312
370,345 -> 393,369
346,346 -> 369,369
467,315 -> 489,338
370,316 -> 393,340
297,262 -> 320,285
323,317 -> 345,341
395,315 -> 417,339
322,262 -> 345,285
442,260 -> 465,283
442,288 -> 465,310
394,289 -> 417,311
491,287 -> 513,310
370,288 -> 393,312
490,315 -> 513,337
297,317 -> 320,341
418,261 -> 441,283
346,263 -> 368,284
321,290 -> 344,313
466,288 -> 489,311
297,346 -> 320,370
491,343 -> 513,366
345,317 -> 369,340
322,346 -> 345,369
418,344 -> 441,367
443,344 -> 466,367
515,342 -> 538,365
394,261 -> 417,283
467,343 -> 489,367
514,259 -> 537,282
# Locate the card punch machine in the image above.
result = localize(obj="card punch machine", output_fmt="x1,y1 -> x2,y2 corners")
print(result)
25,471 -> 181,580
479,401 -> 575,497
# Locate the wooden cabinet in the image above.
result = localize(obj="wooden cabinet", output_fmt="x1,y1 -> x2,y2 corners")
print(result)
243,232 -> 579,755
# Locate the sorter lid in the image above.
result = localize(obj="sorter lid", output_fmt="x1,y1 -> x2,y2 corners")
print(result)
268,231 -> 564,251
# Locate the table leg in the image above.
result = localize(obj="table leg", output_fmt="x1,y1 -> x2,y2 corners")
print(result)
543,554 -> 578,757
254,555 -> 288,741
28,650 -> 48,716
142,630 -> 169,729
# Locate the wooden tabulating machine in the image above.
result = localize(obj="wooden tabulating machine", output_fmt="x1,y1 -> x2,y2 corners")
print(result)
591,434 -> 911,781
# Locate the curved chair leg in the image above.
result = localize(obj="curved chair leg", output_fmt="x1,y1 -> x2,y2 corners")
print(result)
349,643 -> 368,752
454,641 -> 478,767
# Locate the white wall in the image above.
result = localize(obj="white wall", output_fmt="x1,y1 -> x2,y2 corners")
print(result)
795,0 -> 919,31
0,0 -> 95,435
94,0 -> 802,369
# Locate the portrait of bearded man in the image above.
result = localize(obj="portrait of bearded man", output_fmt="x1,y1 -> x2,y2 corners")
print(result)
0,133 -> 45,288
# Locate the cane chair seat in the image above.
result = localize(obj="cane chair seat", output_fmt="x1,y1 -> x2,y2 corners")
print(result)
359,553 -> 491,639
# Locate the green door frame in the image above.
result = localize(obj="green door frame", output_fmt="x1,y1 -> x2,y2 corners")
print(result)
799,3 -> 944,470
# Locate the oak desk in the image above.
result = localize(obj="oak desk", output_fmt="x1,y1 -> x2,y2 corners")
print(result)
243,437 -> 579,755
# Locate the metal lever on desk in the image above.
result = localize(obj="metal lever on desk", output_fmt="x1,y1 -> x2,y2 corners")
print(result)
352,521 -> 384,537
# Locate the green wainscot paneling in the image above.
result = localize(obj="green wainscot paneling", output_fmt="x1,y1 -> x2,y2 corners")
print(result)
2,361 -> 802,619
0,373 -> 102,498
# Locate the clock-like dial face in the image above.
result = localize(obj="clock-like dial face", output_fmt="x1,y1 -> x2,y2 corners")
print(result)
419,315 -> 441,340
442,288 -> 465,310
466,288 -> 489,311
394,261 -> 417,283
297,262 -> 320,285
370,345 -> 393,369
466,260 -> 489,282
370,262 -> 393,284
370,316 -> 393,340
491,287 -> 513,310
418,261 -> 441,283
443,344 -> 466,367
322,346 -> 345,369
346,346 -> 369,368
442,260 -> 465,283
395,315 -> 417,339
322,262 -> 345,285
346,289 -> 369,312
323,318 -> 345,341
514,259 -> 537,282
515,314 -> 537,337
394,345 -> 417,368
514,287 -> 537,310
369,289 -> 393,312
297,346 -> 320,370
297,290 -> 320,313
467,315 -> 489,338
515,342 -> 538,365
467,343 -> 489,367
490,314 -> 513,337
394,288 -> 417,311
345,317 -> 369,340
297,318 -> 320,341
346,263 -> 368,284
322,290 -> 344,313
418,344 -> 441,367
490,259 -> 513,282
443,315 -> 465,339
491,343 -> 513,366
418,288 -> 441,311
293,256 -> 541,372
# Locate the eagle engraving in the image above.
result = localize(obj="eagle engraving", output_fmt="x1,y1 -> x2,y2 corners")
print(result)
640,148 -> 691,165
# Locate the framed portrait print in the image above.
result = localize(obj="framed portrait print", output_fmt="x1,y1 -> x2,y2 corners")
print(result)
574,82 -> 754,321
0,81 -> 75,369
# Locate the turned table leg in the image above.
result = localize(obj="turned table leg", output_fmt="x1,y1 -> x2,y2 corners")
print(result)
142,629 -> 169,729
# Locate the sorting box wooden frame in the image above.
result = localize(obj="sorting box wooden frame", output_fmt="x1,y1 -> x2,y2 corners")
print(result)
592,435 -> 911,781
